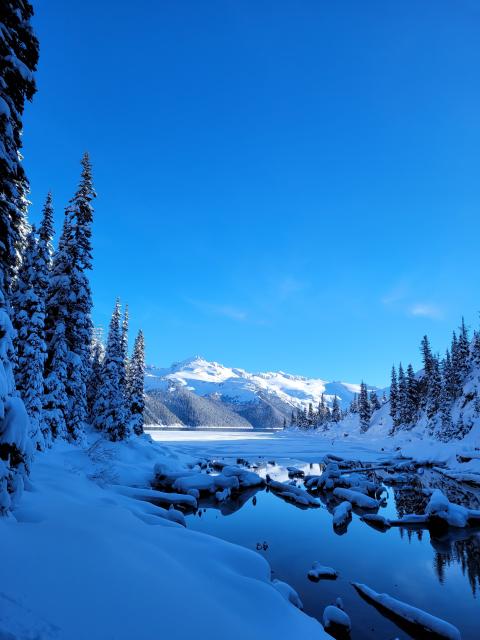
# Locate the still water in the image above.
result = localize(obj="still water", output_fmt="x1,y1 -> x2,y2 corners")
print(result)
185,459 -> 480,639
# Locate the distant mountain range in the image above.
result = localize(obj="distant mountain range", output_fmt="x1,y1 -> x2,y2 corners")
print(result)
144,356 -> 372,429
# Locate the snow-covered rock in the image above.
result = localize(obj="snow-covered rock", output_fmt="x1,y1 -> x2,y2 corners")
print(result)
308,561 -> 338,581
332,501 -> 352,530
322,604 -> 351,633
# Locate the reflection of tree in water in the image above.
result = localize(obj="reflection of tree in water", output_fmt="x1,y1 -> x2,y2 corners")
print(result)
433,532 -> 480,595
393,475 -> 480,593
393,486 -> 428,519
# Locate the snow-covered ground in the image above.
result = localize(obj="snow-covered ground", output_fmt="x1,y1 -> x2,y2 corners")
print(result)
2,432 -> 329,640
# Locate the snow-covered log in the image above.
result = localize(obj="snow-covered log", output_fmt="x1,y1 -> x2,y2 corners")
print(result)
352,582 -> 461,640
266,476 -> 320,507
333,487 -> 379,509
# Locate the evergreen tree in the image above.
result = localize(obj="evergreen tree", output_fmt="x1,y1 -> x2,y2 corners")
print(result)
349,393 -> 358,414
12,227 -> 47,449
457,317 -> 470,377
331,395 -> 341,422
472,329 -> 480,367
358,381 -> 371,432
389,365 -> 399,429
0,0 -> 39,298
397,363 -> 409,426
44,212 -> 71,440
64,155 -> 95,439
128,329 -> 145,436
87,328 -> 105,421
426,355 -> 442,419
419,335 -> 435,407
369,390 -> 381,412
406,363 -> 418,423
307,402 -> 314,427
93,300 -> 128,441
0,1 -> 39,513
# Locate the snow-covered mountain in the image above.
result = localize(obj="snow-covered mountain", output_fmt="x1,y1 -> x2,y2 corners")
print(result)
144,356 -> 372,429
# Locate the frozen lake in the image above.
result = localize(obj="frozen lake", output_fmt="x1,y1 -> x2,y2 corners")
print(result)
150,429 -> 480,639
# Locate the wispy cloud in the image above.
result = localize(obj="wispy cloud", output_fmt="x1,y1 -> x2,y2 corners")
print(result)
408,303 -> 443,320
187,299 -> 248,322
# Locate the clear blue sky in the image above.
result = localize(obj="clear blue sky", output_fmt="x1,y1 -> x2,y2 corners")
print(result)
23,0 -> 480,386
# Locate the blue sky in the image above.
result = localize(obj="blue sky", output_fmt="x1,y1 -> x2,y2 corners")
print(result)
23,0 -> 480,385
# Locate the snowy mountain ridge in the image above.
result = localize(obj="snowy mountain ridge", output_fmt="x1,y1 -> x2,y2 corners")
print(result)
145,356 -> 376,427
145,355 -> 368,417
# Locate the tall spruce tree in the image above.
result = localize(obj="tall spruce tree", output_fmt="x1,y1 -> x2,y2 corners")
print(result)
331,395 -> 341,422
397,363 -> 409,426
93,300 -> 129,441
358,381 -> 371,432
0,0 -> 39,298
64,155 -> 95,439
129,329 -> 146,435
369,390 -> 381,412
87,328 -> 105,422
406,363 -> 418,424
12,227 -> 47,449
44,212 -> 71,440
389,365 -> 399,429
0,1 -> 39,513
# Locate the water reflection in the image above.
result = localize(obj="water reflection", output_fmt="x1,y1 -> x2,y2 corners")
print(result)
177,457 -> 480,638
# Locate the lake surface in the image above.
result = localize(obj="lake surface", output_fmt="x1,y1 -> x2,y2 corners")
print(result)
149,430 -> 480,639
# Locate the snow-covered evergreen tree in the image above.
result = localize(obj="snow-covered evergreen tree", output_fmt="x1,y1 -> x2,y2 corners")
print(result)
128,329 -> 145,436
331,395 -> 341,422
93,300 -> 129,441
358,381 -> 371,432
0,1 -> 39,513
64,155 -> 95,439
397,363 -> 409,426
389,365 -> 399,429
369,390 -> 381,412
12,227 -> 47,449
44,212 -> 71,440
0,0 -> 39,299
87,328 -> 105,422
406,363 -> 418,424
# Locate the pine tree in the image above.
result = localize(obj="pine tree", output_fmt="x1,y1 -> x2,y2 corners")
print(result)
64,155 -> 95,439
457,317 -> 470,378
44,212 -> 71,440
369,390 -> 381,412
420,335 -> 435,407
389,365 -> 399,429
0,1 -> 39,513
398,363 -> 409,426
358,381 -> 371,432
93,300 -> 129,441
128,329 -> 145,436
307,402 -> 314,427
331,395 -> 341,422
349,393 -> 358,414
406,363 -> 418,424
0,0 -> 39,299
426,355 -> 442,419
472,330 -> 480,368
12,228 -> 47,449
87,328 -> 105,422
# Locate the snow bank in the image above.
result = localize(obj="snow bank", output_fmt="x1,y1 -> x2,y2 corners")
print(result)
3,435 -> 329,639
